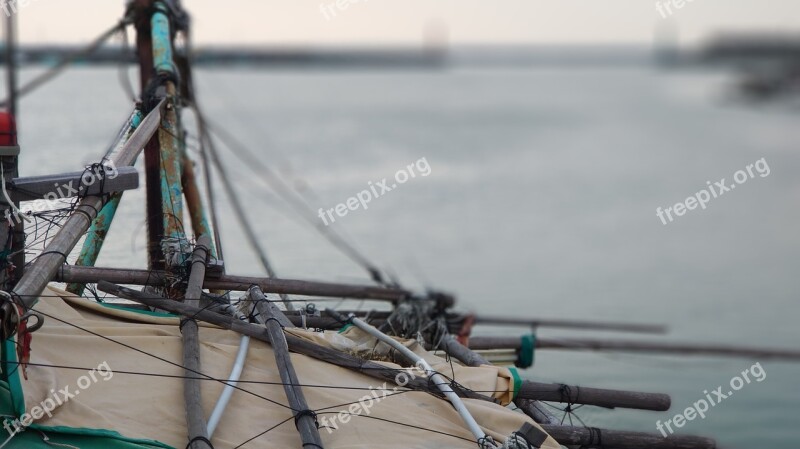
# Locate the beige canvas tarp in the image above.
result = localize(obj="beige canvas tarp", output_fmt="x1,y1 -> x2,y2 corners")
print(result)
13,286 -> 561,449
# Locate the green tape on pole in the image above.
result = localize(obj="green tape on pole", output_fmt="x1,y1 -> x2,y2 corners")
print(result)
515,333 -> 535,369
508,367 -> 523,399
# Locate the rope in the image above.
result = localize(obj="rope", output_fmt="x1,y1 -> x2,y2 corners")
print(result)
186,436 -> 214,449
581,427 -> 602,448
0,21 -> 128,108
263,317 -> 285,329
0,160 -> 28,223
293,409 -> 319,430
502,432 -> 536,449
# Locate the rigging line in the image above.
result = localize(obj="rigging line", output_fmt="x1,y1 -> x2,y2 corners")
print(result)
1,360 -> 437,393
182,34 -> 225,264
313,390 -> 415,414
316,412 -> 476,445
237,392 -> 473,448
0,20 -> 128,108
204,121 -> 393,287
201,122 -> 294,310
116,24 -> 137,103
27,306 -> 297,412
190,107 -> 224,263
232,416 -> 293,449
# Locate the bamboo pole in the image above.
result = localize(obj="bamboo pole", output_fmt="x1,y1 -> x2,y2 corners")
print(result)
181,153 -> 215,257
3,2 -> 24,289
4,0 -> 16,118
515,380 -> 670,411
58,265 -> 416,302
96,282 -> 484,402
5,102 -> 162,325
248,286 -> 323,448
182,235 -> 211,449
132,0 -> 166,269
468,336 -> 800,362
440,335 -> 492,368
539,424 -> 716,449
300,311 -> 664,335
249,286 -> 294,329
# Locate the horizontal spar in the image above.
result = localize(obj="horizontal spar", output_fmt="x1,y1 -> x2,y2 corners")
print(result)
516,380 -> 670,411
289,311 -> 667,334
540,424 -> 716,449
8,167 -> 139,202
56,265 -> 417,301
468,336 -> 800,361
440,336 -> 670,412
471,315 -> 667,334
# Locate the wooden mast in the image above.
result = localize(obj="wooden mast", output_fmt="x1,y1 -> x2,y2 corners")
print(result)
132,0 -> 166,269
1,7 -> 23,290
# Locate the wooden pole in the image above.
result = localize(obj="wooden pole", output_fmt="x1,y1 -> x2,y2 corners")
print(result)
181,154 -> 214,256
96,282 -> 486,402
247,286 -> 323,448
515,380 -> 670,411
540,424 -> 716,449
4,2 -> 17,118
182,235 -> 211,449
249,285 -> 294,329
132,0 -> 166,269
2,5 -> 23,288
440,335 -> 492,368
471,315 -> 667,334
58,265 -> 416,302
468,336 -> 800,362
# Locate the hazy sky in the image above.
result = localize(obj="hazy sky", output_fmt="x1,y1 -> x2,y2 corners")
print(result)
12,1 -> 800,46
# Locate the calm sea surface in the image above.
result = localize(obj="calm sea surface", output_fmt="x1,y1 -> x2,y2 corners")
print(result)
12,56 -> 800,447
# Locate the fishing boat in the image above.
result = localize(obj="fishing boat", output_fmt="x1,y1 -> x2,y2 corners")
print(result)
0,2 -> 796,448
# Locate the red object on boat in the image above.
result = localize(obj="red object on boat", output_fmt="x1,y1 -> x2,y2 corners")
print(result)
0,112 -> 17,147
